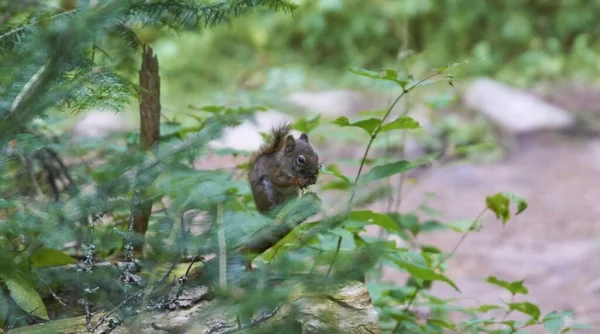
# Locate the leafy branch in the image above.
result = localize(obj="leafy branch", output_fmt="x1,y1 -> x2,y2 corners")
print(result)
325,67 -> 452,277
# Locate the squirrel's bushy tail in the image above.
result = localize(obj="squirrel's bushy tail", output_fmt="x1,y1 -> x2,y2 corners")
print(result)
248,120 -> 291,167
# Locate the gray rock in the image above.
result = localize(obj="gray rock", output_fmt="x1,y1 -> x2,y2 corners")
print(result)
287,89 -> 376,116
71,109 -> 133,139
208,110 -> 296,151
463,78 -> 575,133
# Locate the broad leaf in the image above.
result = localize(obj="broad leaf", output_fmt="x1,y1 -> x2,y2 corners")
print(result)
393,259 -> 460,291
0,199 -> 16,209
332,116 -> 381,136
427,319 -> 457,330
447,219 -> 475,233
476,304 -> 503,312
486,276 -> 529,295
361,153 -> 437,183
320,164 -> 351,184
379,116 -> 421,133
486,193 -> 511,223
507,301 -> 541,320
1,271 -> 49,320
31,248 -> 77,268
543,311 -> 565,334
486,192 -> 528,224
503,191 -> 528,215
0,292 -> 8,328
294,114 -> 321,133
348,68 -> 409,87
361,161 -> 412,183
349,210 -> 400,233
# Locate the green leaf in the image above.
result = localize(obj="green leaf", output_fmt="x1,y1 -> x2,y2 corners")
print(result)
393,259 -> 460,291
361,160 -> 413,183
561,323 -> 594,333
293,114 -> 321,133
503,191 -> 528,215
396,213 -> 420,235
486,276 -> 529,295
0,291 -> 8,328
507,302 -> 541,320
348,68 -> 408,87
373,213 -> 402,233
30,248 -> 77,268
1,272 -> 49,320
543,311 -> 565,334
476,304 -> 503,312
0,199 -> 16,209
421,245 -> 441,254
348,211 -> 400,233
447,219 -> 475,233
486,192 -> 528,224
361,153 -> 437,184
486,193 -> 511,223
427,318 -> 457,330
189,104 -> 223,112
419,220 -> 447,232
379,116 -> 421,133
320,164 -> 351,184
332,116 -> 381,135
424,94 -> 456,109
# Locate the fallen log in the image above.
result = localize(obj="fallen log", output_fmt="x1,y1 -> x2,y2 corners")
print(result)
9,281 -> 380,334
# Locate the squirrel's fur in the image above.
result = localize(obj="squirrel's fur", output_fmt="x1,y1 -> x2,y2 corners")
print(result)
248,121 -> 291,169
247,121 -> 319,215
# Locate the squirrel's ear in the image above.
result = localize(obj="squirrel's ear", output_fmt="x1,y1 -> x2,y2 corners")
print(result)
300,133 -> 309,143
284,135 -> 295,154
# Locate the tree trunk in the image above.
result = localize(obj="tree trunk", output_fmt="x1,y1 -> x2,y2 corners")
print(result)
134,45 -> 161,255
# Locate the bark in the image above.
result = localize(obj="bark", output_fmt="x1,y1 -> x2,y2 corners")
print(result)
134,44 -> 161,254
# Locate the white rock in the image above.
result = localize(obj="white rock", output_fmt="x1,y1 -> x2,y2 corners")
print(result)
208,110 -> 298,151
287,89 -> 374,116
71,110 -> 133,139
463,78 -> 575,133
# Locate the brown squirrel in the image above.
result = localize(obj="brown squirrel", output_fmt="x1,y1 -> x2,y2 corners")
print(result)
248,122 -> 320,214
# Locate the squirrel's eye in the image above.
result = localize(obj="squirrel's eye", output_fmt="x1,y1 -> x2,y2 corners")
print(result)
296,155 -> 306,164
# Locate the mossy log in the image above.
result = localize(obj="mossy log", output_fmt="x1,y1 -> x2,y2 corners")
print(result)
9,281 -> 380,334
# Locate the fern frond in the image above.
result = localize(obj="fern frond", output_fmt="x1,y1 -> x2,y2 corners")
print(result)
0,9 -> 80,51
126,0 -> 297,30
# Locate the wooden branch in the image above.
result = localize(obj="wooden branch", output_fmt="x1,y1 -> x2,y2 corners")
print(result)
134,44 -> 161,254
236,192 -> 322,258
9,281 -> 380,334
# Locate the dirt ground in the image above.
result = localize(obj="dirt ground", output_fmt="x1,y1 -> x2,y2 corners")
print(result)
373,132 -> 600,332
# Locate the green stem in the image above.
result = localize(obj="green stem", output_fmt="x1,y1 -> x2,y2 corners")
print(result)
326,71 -> 442,277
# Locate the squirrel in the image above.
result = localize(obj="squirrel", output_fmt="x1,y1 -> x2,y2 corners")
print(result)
248,121 -> 320,215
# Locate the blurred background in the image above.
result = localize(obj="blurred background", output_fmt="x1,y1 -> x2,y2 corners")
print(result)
9,0 -> 600,331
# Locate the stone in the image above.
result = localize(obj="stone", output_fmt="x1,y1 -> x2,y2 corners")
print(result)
463,78 -> 575,133
70,109 -> 133,139
208,110 -> 296,151
287,89 -> 376,116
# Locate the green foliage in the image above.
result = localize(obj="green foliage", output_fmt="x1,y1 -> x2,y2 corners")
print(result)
145,0 -> 600,103
486,192 -> 528,224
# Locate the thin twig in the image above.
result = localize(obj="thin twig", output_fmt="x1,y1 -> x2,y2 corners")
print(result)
92,292 -> 141,332
217,203 -> 227,289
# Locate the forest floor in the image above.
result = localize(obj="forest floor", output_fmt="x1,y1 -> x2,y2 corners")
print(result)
364,83 -> 600,332
374,132 -> 600,332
